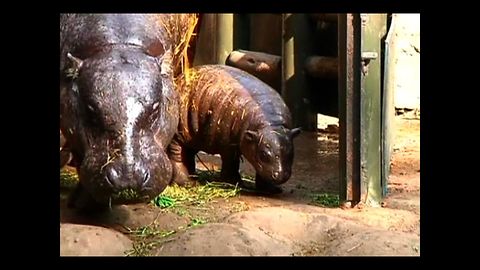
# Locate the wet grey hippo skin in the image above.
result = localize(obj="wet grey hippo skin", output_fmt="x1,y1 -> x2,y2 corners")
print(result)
60,14 -> 196,212
168,65 -> 300,194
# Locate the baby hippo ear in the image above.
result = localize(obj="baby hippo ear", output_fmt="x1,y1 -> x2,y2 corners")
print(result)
66,53 -> 84,79
67,53 -> 83,70
244,130 -> 258,142
289,128 -> 301,139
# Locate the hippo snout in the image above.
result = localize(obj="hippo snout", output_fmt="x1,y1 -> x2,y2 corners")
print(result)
271,170 -> 291,184
102,163 -> 151,192
79,144 -> 173,205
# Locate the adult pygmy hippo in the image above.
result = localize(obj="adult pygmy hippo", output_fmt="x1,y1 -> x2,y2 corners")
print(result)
60,14 -> 196,211
169,65 -> 300,194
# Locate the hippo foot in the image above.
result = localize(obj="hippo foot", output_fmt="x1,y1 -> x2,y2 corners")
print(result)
60,149 -> 72,169
67,184 -> 110,214
219,173 -> 242,186
172,175 -> 197,187
255,179 -> 283,195
171,161 -> 197,187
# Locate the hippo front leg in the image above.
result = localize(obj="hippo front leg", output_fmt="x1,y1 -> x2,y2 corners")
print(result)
168,138 -> 197,186
255,173 -> 283,194
67,182 -> 110,213
60,130 -> 72,168
220,151 -> 242,185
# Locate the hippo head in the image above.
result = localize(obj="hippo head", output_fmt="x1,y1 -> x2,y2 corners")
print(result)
60,48 -> 179,206
240,126 -> 301,184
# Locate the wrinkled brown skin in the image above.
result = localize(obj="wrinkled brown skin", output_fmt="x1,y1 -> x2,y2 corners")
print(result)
60,130 -> 72,168
169,65 -> 301,194
60,14 -> 195,212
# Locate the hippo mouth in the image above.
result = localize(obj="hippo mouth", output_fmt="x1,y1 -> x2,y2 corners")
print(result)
75,162 -> 172,208
90,173 -> 169,204
109,188 -> 153,204
269,170 -> 291,185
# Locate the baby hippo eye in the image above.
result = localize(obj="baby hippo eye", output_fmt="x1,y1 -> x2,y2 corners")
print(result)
260,150 -> 271,162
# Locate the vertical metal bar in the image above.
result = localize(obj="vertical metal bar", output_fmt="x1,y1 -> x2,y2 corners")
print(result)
215,14 -> 234,64
282,14 -> 294,101
382,14 -> 396,197
281,13 -> 316,130
249,14 -> 282,55
338,13 -> 362,204
361,14 -> 387,206
193,14 -> 217,66
233,14 -> 250,51
338,14 -> 347,202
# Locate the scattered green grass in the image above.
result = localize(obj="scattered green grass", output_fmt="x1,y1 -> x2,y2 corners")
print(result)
125,223 -> 176,256
111,188 -> 142,202
124,214 -> 208,256
152,172 -> 241,208
152,195 -> 176,208
188,217 -> 206,227
310,193 -> 340,208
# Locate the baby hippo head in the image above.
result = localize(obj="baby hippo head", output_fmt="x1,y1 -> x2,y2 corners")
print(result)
240,126 -> 301,184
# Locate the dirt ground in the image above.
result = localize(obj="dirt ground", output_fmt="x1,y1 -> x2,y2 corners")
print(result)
60,113 -> 420,256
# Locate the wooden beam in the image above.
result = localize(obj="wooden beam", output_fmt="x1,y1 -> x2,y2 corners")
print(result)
305,56 -> 338,79
226,50 -> 281,90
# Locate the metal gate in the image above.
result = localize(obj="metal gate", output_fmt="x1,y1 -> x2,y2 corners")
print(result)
338,14 -> 392,206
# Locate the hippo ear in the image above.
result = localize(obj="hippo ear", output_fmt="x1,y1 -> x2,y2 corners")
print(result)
244,130 -> 258,142
67,53 -> 83,70
160,49 -> 174,76
66,53 -> 83,79
289,128 -> 301,139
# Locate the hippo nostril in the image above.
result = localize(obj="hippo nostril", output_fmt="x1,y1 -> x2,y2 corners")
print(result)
104,166 -> 119,188
142,171 -> 150,188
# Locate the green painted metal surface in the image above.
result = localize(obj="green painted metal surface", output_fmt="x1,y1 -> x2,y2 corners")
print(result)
215,14 -> 234,64
360,14 -> 387,206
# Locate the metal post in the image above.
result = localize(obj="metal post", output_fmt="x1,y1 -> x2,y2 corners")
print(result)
338,13 -> 362,205
281,13 -> 316,130
215,14 -> 234,64
360,14 -> 387,206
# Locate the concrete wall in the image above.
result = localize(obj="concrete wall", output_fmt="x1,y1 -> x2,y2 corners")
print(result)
389,14 -> 420,110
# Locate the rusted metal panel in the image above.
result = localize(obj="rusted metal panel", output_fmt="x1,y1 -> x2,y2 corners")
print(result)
338,14 -> 362,204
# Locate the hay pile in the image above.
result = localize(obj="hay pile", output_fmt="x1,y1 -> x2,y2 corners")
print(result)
158,14 -> 199,79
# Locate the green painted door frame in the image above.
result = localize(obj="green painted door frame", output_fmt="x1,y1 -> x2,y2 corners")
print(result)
360,14 -> 388,206
339,13 -> 390,206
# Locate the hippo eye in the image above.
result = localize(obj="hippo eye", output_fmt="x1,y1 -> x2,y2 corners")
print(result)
259,150 -> 271,162
87,104 -> 95,113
